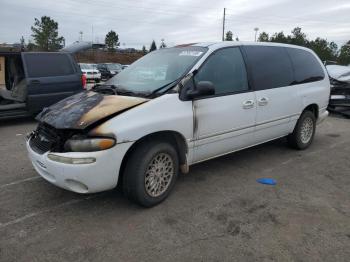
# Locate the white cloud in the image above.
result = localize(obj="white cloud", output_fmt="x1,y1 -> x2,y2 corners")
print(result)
0,0 -> 349,48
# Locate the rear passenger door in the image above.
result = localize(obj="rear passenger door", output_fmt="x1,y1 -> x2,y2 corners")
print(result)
193,47 -> 257,162
22,52 -> 82,113
243,46 -> 302,143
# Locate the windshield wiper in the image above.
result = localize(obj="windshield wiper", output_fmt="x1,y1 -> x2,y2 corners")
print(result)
146,78 -> 181,98
117,88 -> 145,97
93,84 -> 146,97
92,84 -> 118,95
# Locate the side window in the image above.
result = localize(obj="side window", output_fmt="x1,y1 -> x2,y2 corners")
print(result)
244,46 -> 294,90
24,53 -> 75,78
286,48 -> 325,84
195,47 -> 248,95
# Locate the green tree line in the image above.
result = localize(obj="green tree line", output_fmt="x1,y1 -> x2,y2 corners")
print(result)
22,16 -> 162,54
19,16 -> 350,65
258,27 -> 350,65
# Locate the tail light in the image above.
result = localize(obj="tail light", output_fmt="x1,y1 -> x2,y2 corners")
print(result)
81,74 -> 87,89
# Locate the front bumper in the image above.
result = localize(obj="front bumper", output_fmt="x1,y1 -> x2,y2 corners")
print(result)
26,139 -> 132,193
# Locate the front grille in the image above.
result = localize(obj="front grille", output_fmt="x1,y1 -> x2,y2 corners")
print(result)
29,124 -> 61,154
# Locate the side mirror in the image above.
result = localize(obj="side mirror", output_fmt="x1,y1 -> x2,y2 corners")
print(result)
186,81 -> 215,99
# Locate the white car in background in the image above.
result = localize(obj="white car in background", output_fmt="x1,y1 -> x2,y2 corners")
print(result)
78,63 -> 101,82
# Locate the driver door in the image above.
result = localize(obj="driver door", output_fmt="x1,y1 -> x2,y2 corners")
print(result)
192,47 -> 257,163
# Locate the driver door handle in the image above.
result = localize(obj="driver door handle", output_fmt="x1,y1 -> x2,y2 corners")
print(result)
258,97 -> 269,106
242,100 -> 255,109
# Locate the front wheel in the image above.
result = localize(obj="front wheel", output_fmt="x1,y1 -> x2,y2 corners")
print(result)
123,140 -> 179,207
287,110 -> 316,150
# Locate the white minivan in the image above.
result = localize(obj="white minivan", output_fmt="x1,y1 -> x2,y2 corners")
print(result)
26,42 -> 330,207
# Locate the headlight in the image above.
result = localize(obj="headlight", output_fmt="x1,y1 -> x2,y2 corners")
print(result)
64,137 -> 116,152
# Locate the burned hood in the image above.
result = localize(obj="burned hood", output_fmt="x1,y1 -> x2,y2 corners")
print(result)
37,91 -> 148,129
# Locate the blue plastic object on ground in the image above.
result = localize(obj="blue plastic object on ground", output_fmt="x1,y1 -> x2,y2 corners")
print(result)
257,178 -> 276,185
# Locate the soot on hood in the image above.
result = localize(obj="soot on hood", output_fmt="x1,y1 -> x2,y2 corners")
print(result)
36,91 -> 148,130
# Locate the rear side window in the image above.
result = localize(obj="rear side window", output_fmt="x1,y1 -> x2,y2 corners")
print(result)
195,47 -> 249,95
286,48 -> 325,84
244,46 -> 294,90
24,53 -> 75,77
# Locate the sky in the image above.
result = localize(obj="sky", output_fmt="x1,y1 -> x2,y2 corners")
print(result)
0,0 -> 349,49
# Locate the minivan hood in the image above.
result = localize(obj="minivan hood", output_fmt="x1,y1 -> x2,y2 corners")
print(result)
36,91 -> 148,130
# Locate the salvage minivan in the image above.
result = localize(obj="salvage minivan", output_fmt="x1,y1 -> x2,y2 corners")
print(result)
26,42 -> 330,207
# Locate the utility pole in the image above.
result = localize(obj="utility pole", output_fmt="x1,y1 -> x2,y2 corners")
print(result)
222,8 -> 226,41
254,27 -> 259,42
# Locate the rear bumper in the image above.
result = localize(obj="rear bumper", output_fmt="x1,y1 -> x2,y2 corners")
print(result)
26,139 -> 132,193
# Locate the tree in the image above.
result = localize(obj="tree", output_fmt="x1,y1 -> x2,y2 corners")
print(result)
20,36 -> 26,51
149,40 -> 157,52
258,32 -> 269,42
31,16 -> 65,51
256,27 -> 341,62
338,41 -> 350,65
290,27 -> 307,46
270,31 -> 288,43
105,30 -> 120,51
225,31 -> 233,41
27,40 -> 37,51
309,38 -> 338,62
142,45 -> 147,54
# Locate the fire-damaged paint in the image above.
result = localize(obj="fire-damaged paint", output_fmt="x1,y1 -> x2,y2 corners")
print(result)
36,91 -> 148,129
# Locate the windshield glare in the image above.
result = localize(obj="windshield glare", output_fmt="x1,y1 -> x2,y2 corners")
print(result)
106,47 -> 207,93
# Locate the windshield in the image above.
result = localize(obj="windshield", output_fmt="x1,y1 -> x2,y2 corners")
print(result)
105,46 -> 207,93
107,63 -> 122,70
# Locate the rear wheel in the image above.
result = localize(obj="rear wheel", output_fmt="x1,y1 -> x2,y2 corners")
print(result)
287,110 -> 316,150
123,140 -> 179,207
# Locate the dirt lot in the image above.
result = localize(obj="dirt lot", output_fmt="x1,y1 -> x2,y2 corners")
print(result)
0,116 -> 349,262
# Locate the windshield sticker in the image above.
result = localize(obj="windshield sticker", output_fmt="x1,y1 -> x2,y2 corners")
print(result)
179,51 -> 203,57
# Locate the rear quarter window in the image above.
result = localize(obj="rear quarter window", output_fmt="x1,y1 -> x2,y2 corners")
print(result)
286,48 -> 325,84
24,53 -> 75,78
244,46 -> 294,90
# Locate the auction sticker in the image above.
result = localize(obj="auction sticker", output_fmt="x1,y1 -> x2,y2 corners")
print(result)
179,51 -> 203,56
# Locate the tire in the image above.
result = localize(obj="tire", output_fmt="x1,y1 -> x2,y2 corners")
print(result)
123,140 -> 179,207
287,110 -> 316,150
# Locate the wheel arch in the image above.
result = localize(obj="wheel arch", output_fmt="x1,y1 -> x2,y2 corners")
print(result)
118,130 -> 189,186
303,103 -> 319,119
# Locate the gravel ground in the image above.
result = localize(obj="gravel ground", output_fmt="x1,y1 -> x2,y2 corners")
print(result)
0,116 -> 349,262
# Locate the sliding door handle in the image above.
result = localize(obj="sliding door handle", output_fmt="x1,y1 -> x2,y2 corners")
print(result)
242,100 -> 255,109
258,97 -> 269,106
